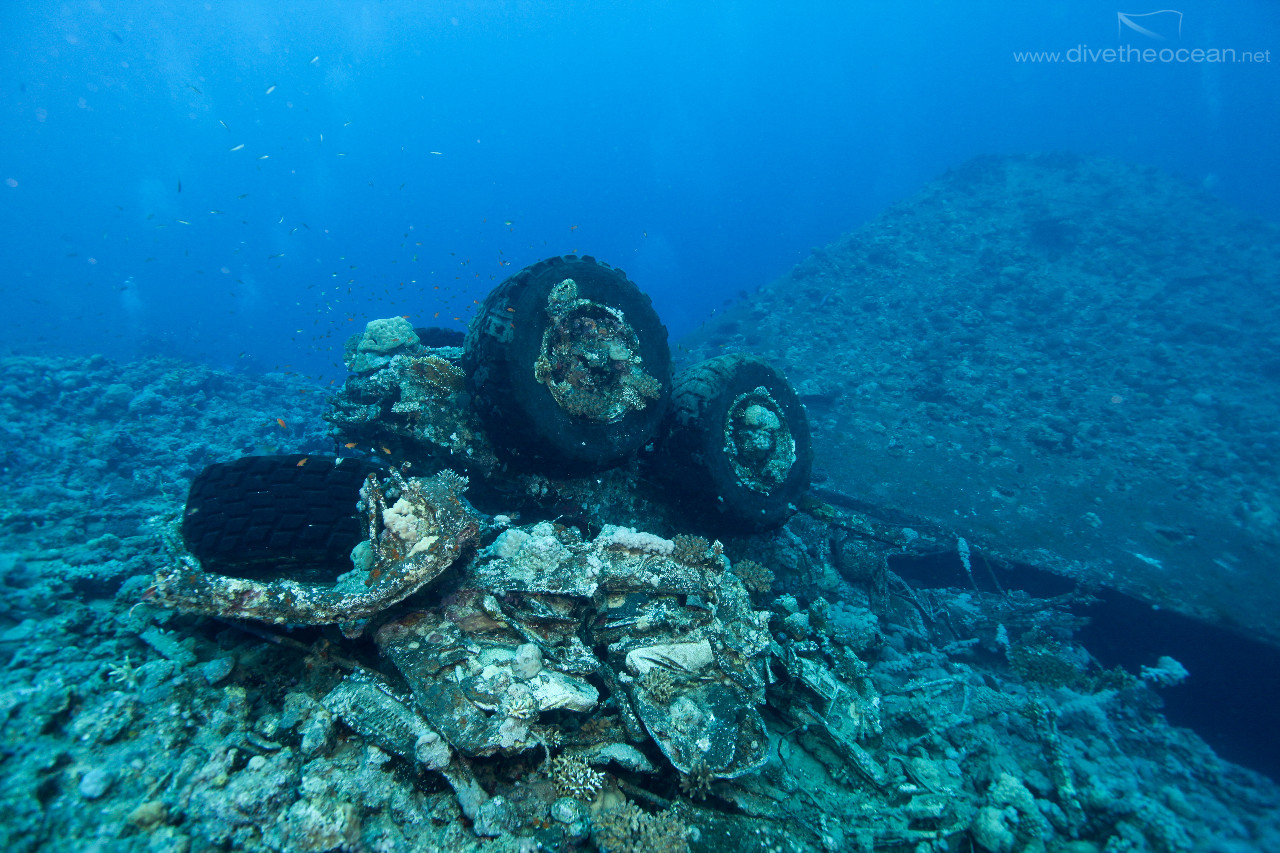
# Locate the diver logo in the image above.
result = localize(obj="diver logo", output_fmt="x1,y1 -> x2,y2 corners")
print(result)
1117,10 -> 1183,41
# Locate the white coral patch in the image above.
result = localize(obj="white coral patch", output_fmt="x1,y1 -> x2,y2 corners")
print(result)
596,524 -> 675,556
383,497 -> 439,556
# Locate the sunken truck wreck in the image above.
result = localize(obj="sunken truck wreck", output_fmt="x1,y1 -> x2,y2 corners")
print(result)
154,255 -> 820,840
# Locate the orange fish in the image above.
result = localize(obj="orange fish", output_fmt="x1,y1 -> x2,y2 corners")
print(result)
380,445 -> 392,455
276,418 -> 287,429
344,442 -> 358,449
296,457 -> 308,467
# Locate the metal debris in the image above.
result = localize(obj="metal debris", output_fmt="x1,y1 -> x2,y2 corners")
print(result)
151,469 -> 480,627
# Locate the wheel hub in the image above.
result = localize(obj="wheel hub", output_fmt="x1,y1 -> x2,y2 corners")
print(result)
533,278 -> 663,423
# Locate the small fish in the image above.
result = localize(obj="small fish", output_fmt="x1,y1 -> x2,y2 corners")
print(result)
237,193 -> 248,199
276,418 -> 287,429
268,253 -> 285,259
265,84 -> 276,95
429,151 -> 443,155
219,120 -> 229,131
569,225 -> 578,231
177,179 -> 182,192
343,120 -> 353,126
209,209 -> 223,214
380,445 -> 392,455
344,441 -> 358,448
257,154 -> 269,160
229,143 -> 244,151
176,219 -> 190,225
504,220 -> 512,226
310,56 -> 320,65
188,84 -> 202,94
296,457 -> 308,467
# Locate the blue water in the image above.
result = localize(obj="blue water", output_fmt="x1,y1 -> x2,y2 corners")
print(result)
2,1 -> 1277,380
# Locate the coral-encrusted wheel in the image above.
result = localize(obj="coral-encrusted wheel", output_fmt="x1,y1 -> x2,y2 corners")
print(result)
657,354 -> 812,532
462,255 -> 671,473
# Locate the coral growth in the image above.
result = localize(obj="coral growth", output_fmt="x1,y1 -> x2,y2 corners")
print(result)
640,667 -> 682,705
533,278 -> 664,423
671,534 -> 714,566
678,760 -> 713,801
547,753 -> 605,802
591,803 -> 691,853
731,558 -> 775,594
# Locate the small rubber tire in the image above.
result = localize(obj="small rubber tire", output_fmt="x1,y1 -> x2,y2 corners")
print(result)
181,455 -> 382,581
462,255 -> 671,473
659,354 -> 812,531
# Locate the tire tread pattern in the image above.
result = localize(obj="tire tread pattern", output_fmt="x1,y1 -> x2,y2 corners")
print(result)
181,455 -> 382,578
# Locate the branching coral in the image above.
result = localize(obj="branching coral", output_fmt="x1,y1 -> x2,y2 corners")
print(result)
547,753 -> 605,801
671,534 -> 714,566
731,559 -> 775,594
640,667 -> 682,706
678,760 -> 713,801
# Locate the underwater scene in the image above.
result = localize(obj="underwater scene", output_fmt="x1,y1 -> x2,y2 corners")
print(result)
2,3 -> 1280,851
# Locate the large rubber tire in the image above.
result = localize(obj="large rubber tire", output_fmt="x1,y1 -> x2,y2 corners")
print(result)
181,455 -> 382,581
462,255 -> 671,473
659,354 -> 812,532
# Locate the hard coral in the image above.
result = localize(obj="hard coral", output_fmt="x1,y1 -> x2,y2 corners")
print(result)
678,760 -> 713,801
731,559 -> 775,594
548,753 -> 605,802
640,667 -> 681,706
591,802 -> 690,853
670,534 -> 713,566
406,354 -> 464,394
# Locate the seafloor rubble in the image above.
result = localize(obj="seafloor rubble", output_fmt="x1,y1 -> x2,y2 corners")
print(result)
1,353 -> 1279,852
682,153 -> 1280,649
